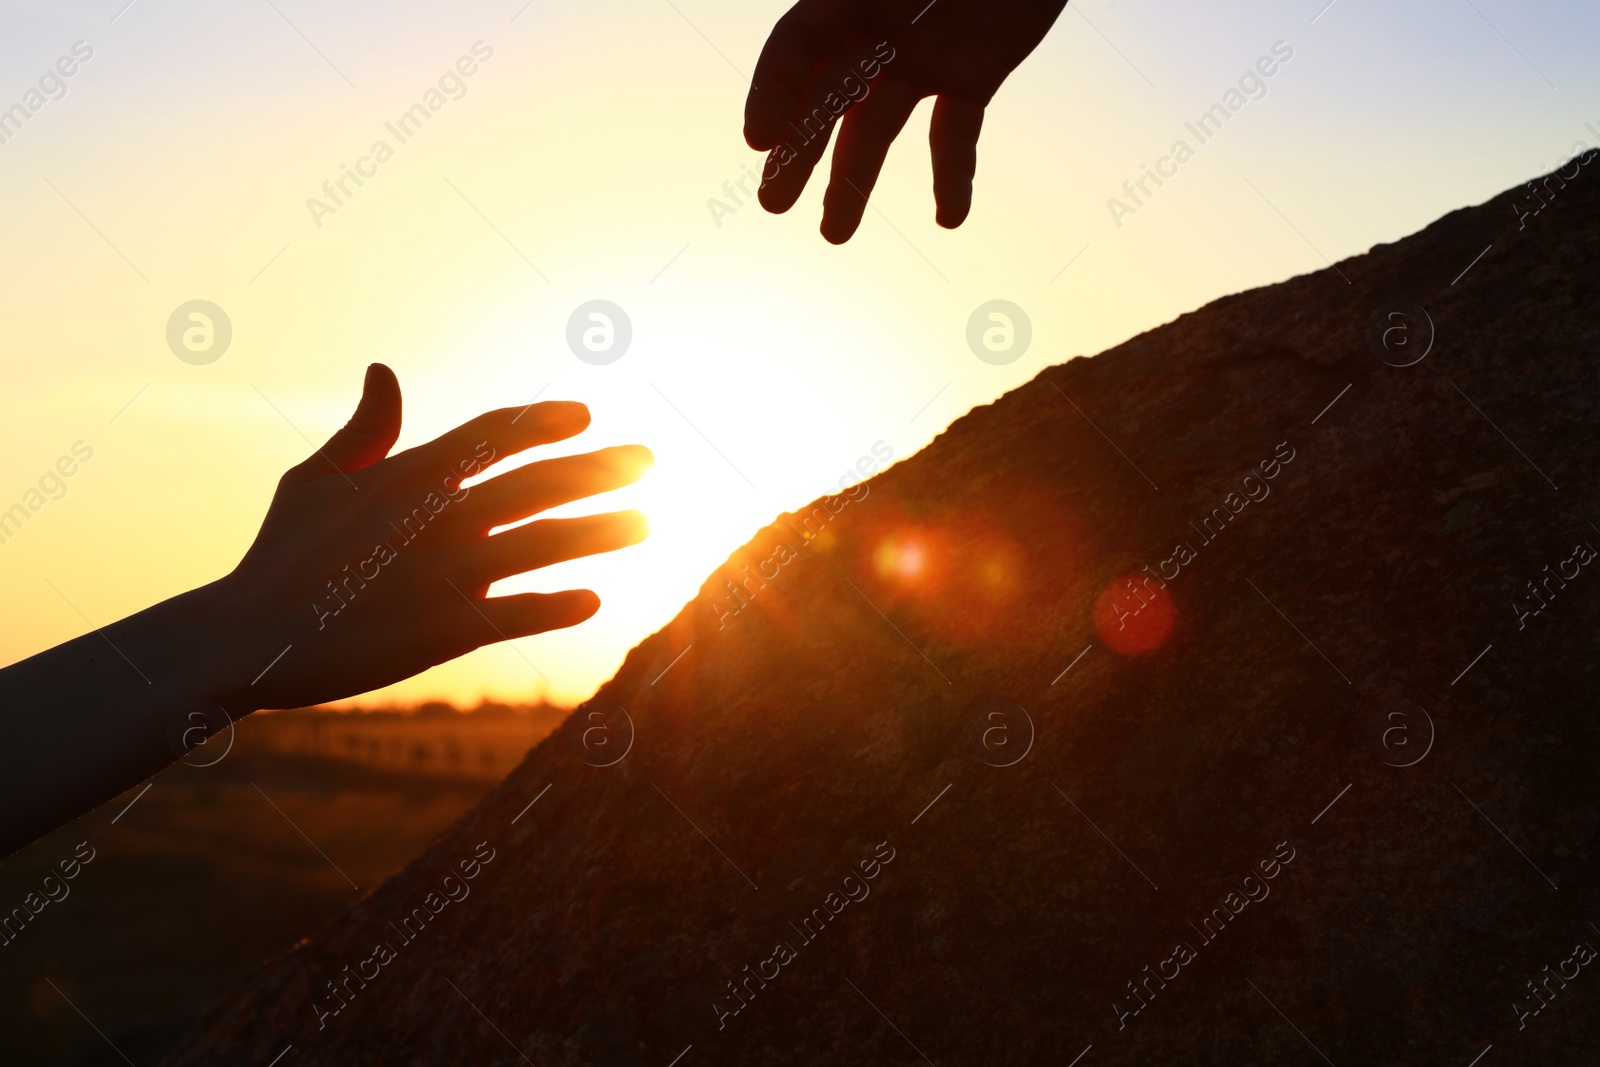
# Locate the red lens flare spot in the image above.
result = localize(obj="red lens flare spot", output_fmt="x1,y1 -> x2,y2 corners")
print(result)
1093,574 -> 1176,655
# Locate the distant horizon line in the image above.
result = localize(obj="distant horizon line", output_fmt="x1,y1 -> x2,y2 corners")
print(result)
259,697 -> 574,717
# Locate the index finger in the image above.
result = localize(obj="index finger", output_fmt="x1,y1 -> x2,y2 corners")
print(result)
746,0 -> 859,150
397,400 -> 592,478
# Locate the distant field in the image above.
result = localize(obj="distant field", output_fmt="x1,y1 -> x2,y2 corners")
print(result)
0,703 -> 568,1067
246,702 -> 571,781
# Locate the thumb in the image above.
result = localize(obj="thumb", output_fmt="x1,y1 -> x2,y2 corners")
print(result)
284,364 -> 402,485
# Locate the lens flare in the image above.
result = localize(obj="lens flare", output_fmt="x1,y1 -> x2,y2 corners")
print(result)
873,534 -> 929,582
1093,574 -> 1176,655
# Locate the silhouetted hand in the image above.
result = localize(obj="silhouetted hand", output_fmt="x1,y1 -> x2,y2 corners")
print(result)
745,0 -> 1069,243
219,363 -> 651,710
0,364 -> 650,855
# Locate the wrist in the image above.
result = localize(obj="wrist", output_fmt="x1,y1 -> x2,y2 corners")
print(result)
133,574 -> 267,722
191,573 -> 276,718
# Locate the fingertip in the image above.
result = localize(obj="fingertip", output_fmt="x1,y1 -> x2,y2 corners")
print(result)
758,177 -> 799,215
820,216 -> 859,245
506,399 -> 591,441
628,445 -> 656,472
337,361 -> 403,468
562,401 -> 591,430
569,588 -> 601,620
600,444 -> 654,485
935,200 -> 971,229
743,87 -> 780,150
623,509 -> 651,541
363,362 -> 400,396
819,194 -> 864,243
745,122 -> 778,152
543,588 -> 601,629
533,400 -> 590,439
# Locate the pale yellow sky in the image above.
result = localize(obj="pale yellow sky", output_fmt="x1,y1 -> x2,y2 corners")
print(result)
0,0 -> 1592,706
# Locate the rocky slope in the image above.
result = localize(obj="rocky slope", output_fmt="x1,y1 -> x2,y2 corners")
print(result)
167,161 -> 1600,1066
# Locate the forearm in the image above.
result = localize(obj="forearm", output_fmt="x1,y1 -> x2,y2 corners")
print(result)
0,577 -> 258,857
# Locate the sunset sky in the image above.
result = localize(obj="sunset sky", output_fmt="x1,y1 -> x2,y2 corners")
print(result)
1,0 -> 1593,707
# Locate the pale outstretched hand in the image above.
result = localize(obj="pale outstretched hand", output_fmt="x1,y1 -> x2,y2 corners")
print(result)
745,0 -> 1069,243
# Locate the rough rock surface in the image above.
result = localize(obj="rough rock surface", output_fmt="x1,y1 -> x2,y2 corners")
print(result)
168,164 -> 1600,1066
